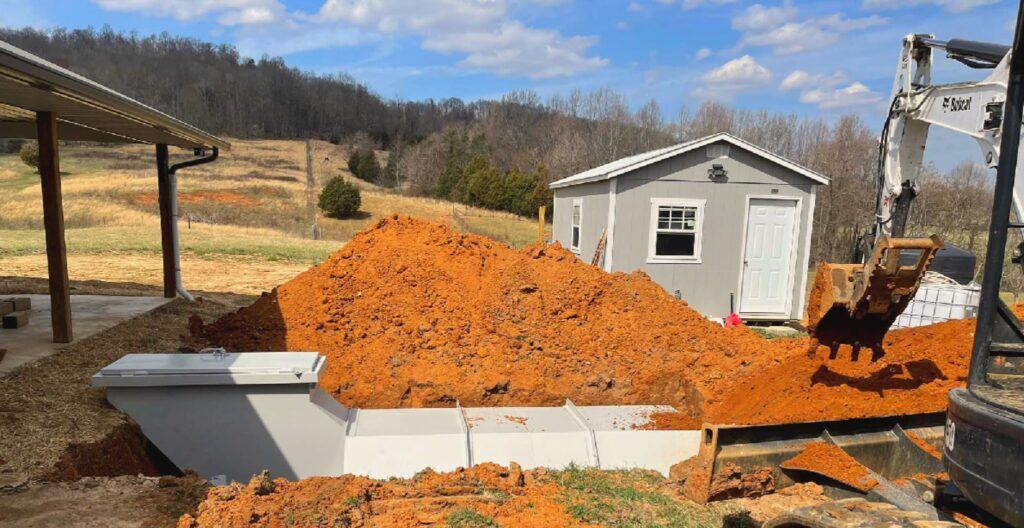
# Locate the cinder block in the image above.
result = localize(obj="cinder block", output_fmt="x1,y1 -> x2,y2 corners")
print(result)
2,310 -> 28,329
9,297 -> 30,311
0,301 -> 13,316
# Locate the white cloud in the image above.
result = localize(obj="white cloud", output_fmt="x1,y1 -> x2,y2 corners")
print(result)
651,0 -> 736,9
219,6 -> 277,25
693,54 -> 772,99
733,4 -> 888,55
779,69 -> 847,91
862,0 -> 998,13
234,22 -> 371,56
314,0 -> 505,33
680,0 -> 737,9
800,82 -> 884,109
731,2 -> 797,32
627,1 -> 647,13
695,47 -> 712,60
94,0 -> 607,79
616,21 -> 631,30
780,69 -> 883,110
422,21 -> 607,78
308,0 -> 607,79
92,0 -> 284,23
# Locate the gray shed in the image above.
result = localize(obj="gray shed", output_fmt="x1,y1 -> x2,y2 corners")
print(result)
550,133 -> 829,322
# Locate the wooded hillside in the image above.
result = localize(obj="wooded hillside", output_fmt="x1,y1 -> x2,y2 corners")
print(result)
1,26 -> 1007,287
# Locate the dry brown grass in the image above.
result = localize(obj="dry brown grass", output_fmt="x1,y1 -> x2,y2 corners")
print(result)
1,253 -> 313,295
0,138 -> 543,278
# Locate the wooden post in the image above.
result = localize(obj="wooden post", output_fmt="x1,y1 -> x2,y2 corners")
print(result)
537,205 -> 547,243
36,111 -> 72,343
156,144 -> 175,298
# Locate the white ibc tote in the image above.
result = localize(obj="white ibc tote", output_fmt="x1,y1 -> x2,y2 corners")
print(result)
892,272 -> 981,329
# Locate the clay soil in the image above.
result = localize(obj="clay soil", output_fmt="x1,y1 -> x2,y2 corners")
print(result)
178,464 -> 584,528
199,216 -> 984,426
179,463 -> 760,528
781,442 -> 877,491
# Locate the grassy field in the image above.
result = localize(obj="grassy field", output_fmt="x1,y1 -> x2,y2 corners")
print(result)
0,139 -> 547,292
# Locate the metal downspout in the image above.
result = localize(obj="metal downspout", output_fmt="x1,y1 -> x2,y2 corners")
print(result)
168,147 -> 220,302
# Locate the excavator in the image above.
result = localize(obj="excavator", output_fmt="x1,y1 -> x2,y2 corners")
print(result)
686,10 -> 1024,527
802,30 -> 1012,349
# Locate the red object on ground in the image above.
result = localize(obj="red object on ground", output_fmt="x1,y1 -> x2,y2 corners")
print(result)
724,313 -> 742,328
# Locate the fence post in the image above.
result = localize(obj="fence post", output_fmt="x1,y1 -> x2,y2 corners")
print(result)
538,205 -> 546,243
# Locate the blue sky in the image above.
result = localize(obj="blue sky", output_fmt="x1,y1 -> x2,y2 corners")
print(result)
1,0 -> 1017,168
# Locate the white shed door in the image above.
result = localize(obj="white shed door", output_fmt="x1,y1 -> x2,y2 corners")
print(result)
740,198 -> 797,314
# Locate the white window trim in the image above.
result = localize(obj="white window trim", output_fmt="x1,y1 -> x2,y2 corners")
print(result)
647,197 -> 706,264
570,199 -> 583,254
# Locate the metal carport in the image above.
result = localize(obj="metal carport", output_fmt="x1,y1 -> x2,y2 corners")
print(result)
0,40 -> 230,343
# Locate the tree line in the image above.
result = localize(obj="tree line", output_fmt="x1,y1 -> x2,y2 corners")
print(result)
0,26 -> 475,144
3,25 -> 1008,286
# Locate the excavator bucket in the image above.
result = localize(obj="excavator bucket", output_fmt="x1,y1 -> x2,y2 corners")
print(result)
806,235 -> 942,355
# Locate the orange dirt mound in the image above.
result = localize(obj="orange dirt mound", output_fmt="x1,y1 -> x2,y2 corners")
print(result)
177,463 -> 583,528
200,216 -> 986,426
200,215 -> 771,418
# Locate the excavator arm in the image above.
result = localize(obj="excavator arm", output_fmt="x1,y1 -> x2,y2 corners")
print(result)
808,35 -> 1024,350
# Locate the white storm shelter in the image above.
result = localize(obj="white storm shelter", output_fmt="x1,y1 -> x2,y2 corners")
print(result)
94,352 -> 702,483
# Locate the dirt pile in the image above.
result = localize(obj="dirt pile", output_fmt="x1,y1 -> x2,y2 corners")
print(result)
199,216 -> 980,426
781,443 -> 877,491
707,314 -> 978,425
200,215 -> 774,417
178,463 -> 583,527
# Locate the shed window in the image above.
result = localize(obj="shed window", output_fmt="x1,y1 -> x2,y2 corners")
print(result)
571,200 -> 583,252
648,198 -> 705,263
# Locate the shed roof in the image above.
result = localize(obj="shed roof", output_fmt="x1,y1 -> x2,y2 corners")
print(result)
0,40 -> 228,149
549,132 -> 829,189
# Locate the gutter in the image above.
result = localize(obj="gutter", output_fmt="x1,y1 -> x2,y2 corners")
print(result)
167,147 -> 220,301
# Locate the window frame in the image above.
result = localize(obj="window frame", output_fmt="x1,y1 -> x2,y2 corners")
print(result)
570,199 -> 583,253
646,197 -> 706,264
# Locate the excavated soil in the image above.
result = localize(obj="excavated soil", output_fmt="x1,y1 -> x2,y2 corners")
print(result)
200,215 -> 774,418
199,216 -> 986,426
45,423 -> 167,482
781,442 -> 877,491
178,463 -> 584,528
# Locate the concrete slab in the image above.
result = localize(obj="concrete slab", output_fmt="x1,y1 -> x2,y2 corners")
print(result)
0,294 -> 172,375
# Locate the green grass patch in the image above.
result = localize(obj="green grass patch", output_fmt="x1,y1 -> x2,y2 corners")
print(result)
0,226 -> 338,263
554,465 -> 739,527
446,508 -> 500,528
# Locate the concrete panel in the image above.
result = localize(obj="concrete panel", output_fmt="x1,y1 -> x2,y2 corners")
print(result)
465,407 -> 592,470
106,385 -> 348,483
343,407 -> 468,478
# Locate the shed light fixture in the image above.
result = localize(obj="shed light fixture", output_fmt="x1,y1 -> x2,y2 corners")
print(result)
708,163 -> 727,179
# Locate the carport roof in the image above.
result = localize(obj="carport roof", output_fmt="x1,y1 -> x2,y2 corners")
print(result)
549,132 -> 829,189
0,40 -> 229,149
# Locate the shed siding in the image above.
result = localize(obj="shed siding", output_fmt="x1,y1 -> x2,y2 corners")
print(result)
552,180 -> 610,261
607,142 -> 815,319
